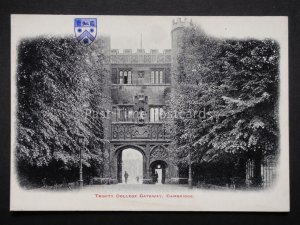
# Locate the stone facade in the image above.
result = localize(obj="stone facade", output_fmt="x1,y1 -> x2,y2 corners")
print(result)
103,18 -> 192,184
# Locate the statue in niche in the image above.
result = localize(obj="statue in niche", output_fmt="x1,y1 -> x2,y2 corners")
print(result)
133,93 -> 149,123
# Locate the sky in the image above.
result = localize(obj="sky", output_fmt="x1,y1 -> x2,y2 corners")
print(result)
11,15 -> 287,51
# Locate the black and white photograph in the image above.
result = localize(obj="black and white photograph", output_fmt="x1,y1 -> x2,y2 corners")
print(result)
10,15 -> 289,211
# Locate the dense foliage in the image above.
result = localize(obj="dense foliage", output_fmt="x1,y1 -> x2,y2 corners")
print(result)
16,37 -> 110,187
169,26 -> 279,185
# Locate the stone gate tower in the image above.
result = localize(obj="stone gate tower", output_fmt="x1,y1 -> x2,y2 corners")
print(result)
102,18 -> 193,184
107,47 -> 177,183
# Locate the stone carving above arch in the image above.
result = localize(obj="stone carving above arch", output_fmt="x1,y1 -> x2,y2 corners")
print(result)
150,145 -> 168,163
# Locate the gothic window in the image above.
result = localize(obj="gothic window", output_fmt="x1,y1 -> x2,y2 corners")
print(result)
125,107 -> 128,121
117,107 -> 122,121
128,109 -> 133,121
117,107 -> 134,121
150,107 -> 164,122
151,71 -> 155,84
119,71 -> 124,84
159,71 -> 163,84
124,71 -> 128,84
154,108 -> 159,121
112,106 -> 118,122
120,108 -> 125,121
151,70 -> 164,84
155,71 -> 159,84
128,71 -> 132,84
150,108 -> 155,122
119,70 -> 132,84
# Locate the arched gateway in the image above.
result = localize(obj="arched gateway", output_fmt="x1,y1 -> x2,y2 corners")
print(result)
110,143 -> 177,184
108,90 -> 177,183
113,145 -> 146,183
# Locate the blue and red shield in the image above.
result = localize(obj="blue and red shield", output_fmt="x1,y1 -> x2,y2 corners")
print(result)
74,18 -> 97,46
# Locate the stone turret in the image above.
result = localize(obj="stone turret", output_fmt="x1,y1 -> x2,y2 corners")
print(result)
171,18 -> 193,51
172,18 -> 193,33
171,18 -> 193,85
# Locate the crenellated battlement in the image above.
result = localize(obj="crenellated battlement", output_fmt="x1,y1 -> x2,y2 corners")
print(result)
110,49 -> 172,64
110,49 -> 171,55
172,18 -> 193,31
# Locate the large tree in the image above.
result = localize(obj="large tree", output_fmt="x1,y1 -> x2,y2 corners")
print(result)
16,37 -> 110,187
169,26 -> 279,186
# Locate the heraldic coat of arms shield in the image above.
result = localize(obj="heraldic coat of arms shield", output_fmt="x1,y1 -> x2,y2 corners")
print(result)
74,18 -> 97,45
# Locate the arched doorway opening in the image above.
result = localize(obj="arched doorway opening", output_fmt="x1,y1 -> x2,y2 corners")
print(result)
150,160 -> 168,184
116,147 -> 144,184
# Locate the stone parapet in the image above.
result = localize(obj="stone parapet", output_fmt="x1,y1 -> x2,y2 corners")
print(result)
110,49 -> 172,64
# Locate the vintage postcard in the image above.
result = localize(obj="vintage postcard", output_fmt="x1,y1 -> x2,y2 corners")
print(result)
10,15 -> 289,211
